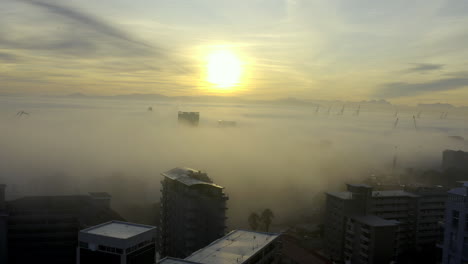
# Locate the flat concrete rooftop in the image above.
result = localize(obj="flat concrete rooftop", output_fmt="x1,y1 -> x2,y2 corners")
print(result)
81,221 -> 156,239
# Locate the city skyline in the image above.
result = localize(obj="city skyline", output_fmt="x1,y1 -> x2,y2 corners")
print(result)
2,0 -> 468,105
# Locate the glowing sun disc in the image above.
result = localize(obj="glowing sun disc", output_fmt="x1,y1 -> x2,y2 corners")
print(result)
207,50 -> 242,88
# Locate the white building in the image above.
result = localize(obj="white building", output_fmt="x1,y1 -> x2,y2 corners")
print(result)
442,182 -> 468,264
159,230 -> 281,264
77,221 -> 157,264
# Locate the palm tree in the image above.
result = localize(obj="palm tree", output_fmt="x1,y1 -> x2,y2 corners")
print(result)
248,212 -> 260,231
261,209 -> 274,232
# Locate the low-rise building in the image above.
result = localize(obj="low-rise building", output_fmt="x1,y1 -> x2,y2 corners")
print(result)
77,221 -> 157,264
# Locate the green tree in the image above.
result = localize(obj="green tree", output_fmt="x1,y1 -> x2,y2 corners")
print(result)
261,208 -> 274,232
248,212 -> 260,231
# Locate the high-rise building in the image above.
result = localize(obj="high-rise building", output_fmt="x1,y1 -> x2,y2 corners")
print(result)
0,186 -> 124,264
178,112 -> 200,126
158,230 -> 281,264
160,167 -> 228,258
442,150 -> 468,171
77,221 -> 157,264
441,182 -> 468,264
324,183 -> 447,263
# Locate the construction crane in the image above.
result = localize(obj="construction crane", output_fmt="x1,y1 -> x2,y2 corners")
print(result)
16,111 -> 29,117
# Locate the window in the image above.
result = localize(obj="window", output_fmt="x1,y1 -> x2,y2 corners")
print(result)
453,210 -> 460,228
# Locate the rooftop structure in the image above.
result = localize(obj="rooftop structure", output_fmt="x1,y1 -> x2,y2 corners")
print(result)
161,167 -> 222,188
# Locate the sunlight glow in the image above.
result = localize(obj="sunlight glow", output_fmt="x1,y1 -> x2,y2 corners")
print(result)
206,49 -> 242,88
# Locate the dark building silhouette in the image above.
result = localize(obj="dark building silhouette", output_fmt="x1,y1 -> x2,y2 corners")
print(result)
442,150 -> 468,171
77,221 -> 157,264
0,186 -> 124,264
160,168 -> 228,258
324,183 -> 447,263
178,112 -> 200,126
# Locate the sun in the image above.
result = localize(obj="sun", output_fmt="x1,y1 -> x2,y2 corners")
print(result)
206,49 -> 242,88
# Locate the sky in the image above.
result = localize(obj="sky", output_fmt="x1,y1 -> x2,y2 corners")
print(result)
1,0 -> 468,105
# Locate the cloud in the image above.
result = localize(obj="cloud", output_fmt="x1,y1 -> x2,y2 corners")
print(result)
0,0 -> 166,61
0,52 -> 18,62
16,0 -> 150,48
406,63 -> 444,73
377,77 -> 468,98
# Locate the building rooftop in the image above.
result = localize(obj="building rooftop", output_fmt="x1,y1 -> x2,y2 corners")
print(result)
158,258 -> 201,264
327,189 -> 419,200
449,187 -> 468,196
372,190 -> 419,198
351,215 -> 399,227
326,191 -> 353,200
185,230 -> 280,264
162,167 -> 223,188
347,183 -> 372,188
80,221 -> 156,239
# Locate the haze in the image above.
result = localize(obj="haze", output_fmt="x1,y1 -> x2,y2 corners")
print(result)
1,96 -> 467,228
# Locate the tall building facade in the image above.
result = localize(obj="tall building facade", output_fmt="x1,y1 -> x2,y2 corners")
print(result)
160,168 -> 228,258
325,183 -> 447,263
442,182 -> 468,264
77,221 -> 157,264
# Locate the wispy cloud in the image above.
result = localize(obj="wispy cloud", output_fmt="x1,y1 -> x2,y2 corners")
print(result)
406,63 -> 444,73
377,77 -> 468,98
16,0 -> 151,49
0,52 -> 19,62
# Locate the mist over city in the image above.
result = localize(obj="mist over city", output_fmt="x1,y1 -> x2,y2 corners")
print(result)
1,0 -> 468,264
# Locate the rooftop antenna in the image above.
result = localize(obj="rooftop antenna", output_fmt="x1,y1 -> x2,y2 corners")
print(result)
393,117 -> 399,129
338,105 -> 345,115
